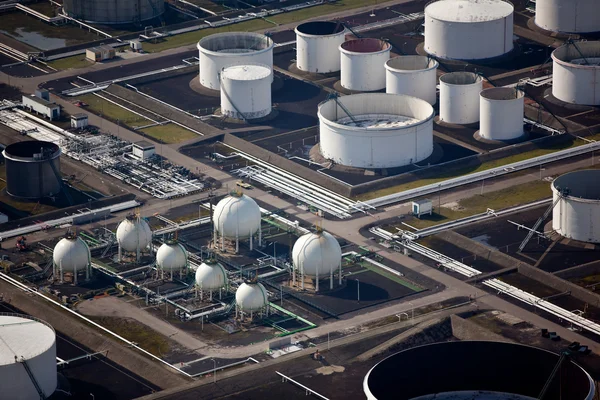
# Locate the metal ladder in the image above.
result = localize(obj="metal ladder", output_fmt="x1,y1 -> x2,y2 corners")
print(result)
518,191 -> 565,252
49,159 -> 73,205
18,356 -> 46,399
101,233 -> 116,258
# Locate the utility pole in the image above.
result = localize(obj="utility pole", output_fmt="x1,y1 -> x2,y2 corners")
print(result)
357,279 -> 360,303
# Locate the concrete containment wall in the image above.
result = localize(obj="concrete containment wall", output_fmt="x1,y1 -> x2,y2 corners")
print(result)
450,315 -> 514,342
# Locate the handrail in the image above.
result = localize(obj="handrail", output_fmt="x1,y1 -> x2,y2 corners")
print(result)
276,371 -> 330,400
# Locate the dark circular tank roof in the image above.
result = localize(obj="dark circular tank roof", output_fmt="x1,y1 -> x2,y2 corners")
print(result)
365,341 -> 593,400
341,38 -> 391,53
296,21 -> 345,35
553,170 -> 600,200
4,141 -> 60,158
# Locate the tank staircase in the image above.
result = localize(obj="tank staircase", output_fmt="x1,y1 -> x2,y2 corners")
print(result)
101,234 -> 116,258
18,356 -> 47,399
24,257 -> 54,282
518,189 -> 566,252
48,157 -> 73,206
262,280 -> 339,319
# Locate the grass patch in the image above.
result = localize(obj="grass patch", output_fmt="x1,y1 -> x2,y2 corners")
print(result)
142,0 -> 379,53
399,180 -> 552,229
141,124 -> 198,143
48,54 -> 93,70
89,316 -> 170,357
78,94 -> 153,126
359,261 -> 424,292
356,135 -> 600,201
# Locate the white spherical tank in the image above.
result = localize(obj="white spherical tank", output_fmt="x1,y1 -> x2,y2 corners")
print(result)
552,42 -> 600,106
213,192 -> 261,239
479,88 -> 524,141
220,64 -> 272,120
195,261 -> 227,291
0,315 -> 57,400
424,0 -> 514,60
385,56 -> 439,105
236,282 -> 268,311
156,241 -> 188,271
319,93 -> 434,169
116,216 -> 152,252
439,72 -> 483,124
53,236 -> 90,272
295,21 -> 346,73
535,0 -> 600,33
292,230 -> 342,277
340,38 -> 391,91
198,32 -> 274,90
552,170 -> 600,243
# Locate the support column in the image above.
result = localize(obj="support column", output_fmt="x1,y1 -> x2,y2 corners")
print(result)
74,265 -> 78,285
118,245 -> 122,261
250,233 -> 253,251
316,266 -> 319,292
338,261 -> 342,285
86,264 -> 90,281
330,268 -> 333,290
258,225 -> 262,247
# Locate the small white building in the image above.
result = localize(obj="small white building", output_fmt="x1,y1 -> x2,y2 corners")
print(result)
70,113 -> 88,129
22,95 -> 60,120
132,141 -> 155,160
86,46 -> 116,62
412,199 -> 433,218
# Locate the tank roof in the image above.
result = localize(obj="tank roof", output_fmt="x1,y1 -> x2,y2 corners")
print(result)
0,315 -> 55,365
3,141 -> 60,159
337,115 -> 419,128
385,55 -> 438,72
553,170 -> 600,200
552,41 -> 600,67
222,64 -> 271,80
440,71 -> 482,85
426,0 -> 513,23
198,32 -> 274,54
340,38 -> 391,54
480,87 -> 524,100
296,21 -> 345,35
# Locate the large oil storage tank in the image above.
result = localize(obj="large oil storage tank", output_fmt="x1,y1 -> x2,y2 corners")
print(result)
552,170 -> 600,243
364,341 -> 594,400
424,0 -> 514,60
318,93 -> 434,169
478,87 -> 524,141
0,314 -> 57,400
295,21 -> 346,73
198,32 -> 274,90
340,38 -> 391,91
220,64 -> 272,120
535,0 -> 600,33
439,72 -> 482,125
53,234 -> 91,283
292,230 -> 341,277
2,141 -> 61,199
551,41 -> 600,106
63,0 -> 165,24
385,56 -> 439,105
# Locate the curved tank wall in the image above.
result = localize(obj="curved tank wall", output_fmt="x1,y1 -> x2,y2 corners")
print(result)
63,0 -> 165,24
479,87 -> 524,141
552,42 -> 600,106
552,170 -> 600,243
2,141 -> 61,199
53,236 -> 91,272
213,193 -> 261,239
116,216 -> 152,252
318,93 -> 434,169
340,39 -> 391,91
535,0 -> 600,33
220,64 -> 272,120
235,282 -> 268,311
156,241 -> 188,271
364,341 -> 595,400
295,21 -> 346,73
385,56 -> 439,105
0,314 -> 57,400
195,261 -> 227,291
439,72 -> 482,124
198,32 -> 274,90
424,0 -> 514,60
292,231 -> 341,277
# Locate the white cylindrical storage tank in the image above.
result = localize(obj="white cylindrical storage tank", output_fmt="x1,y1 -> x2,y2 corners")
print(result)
292,230 -> 342,277
385,56 -> 439,105
424,0 -> 514,60
340,38 -> 391,91
552,170 -> 600,243
0,314 -> 57,400
551,42 -> 600,106
53,236 -> 91,272
213,192 -> 261,239
116,216 -> 152,252
198,32 -> 274,90
535,0 -> 600,33
479,87 -> 524,141
318,93 -> 434,169
220,64 -> 272,120
236,282 -> 268,311
295,21 -> 346,73
156,241 -> 188,271
439,72 -> 482,124
195,261 -> 227,291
